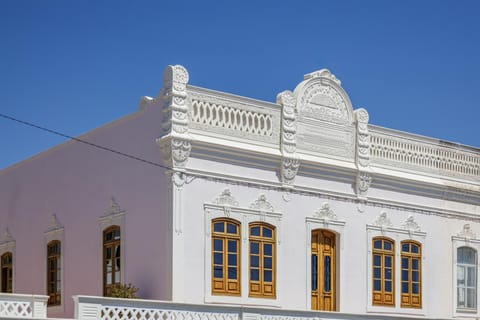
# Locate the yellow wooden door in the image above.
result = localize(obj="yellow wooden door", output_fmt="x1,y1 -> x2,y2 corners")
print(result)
311,230 -> 336,311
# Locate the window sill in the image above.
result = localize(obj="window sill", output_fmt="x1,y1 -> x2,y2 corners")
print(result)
367,305 -> 425,316
205,295 -> 281,308
456,308 -> 477,314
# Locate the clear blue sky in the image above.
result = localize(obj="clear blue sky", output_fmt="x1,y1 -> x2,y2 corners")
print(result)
1,1 -> 479,169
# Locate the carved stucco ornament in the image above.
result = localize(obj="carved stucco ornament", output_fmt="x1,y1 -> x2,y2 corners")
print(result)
157,65 -> 192,171
277,90 -> 300,186
213,189 -> 239,207
402,215 -> 421,232
458,224 -> 476,240
250,194 -> 274,212
373,211 -> 392,229
0,228 -> 14,245
45,214 -> 64,234
313,203 -> 337,221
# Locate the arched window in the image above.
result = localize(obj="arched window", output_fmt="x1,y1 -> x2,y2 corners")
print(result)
103,226 -> 121,296
211,218 -> 241,295
1,252 -> 13,293
47,241 -> 61,306
372,237 -> 394,306
401,241 -> 422,308
457,247 -> 477,310
249,222 -> 275,298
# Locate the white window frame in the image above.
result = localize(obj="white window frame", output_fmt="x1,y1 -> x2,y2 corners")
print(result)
366,224 -> 426,316
44,217 -> 65,314
204,193 -> 282,307
452,235 -> 480,318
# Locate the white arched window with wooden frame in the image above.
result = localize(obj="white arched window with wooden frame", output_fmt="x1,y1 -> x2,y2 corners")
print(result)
400,240 -> 422,308
211,218 -> 241,295
372,237 -> 395,307
46,240 -> 61,306
103,225 -> 121,296
457,246 -> 477,310
1,252 -> 13,293
249,222 -> 276,298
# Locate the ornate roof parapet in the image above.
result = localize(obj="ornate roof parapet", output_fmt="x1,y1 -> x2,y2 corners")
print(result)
277,90 -> 300,186
157,65 -> 192,170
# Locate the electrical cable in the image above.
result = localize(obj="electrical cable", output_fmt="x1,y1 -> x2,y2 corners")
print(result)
0,113 -> 171,170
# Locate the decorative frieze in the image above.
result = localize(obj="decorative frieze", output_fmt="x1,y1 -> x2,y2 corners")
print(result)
401,215 -> 421,233
313,203 -> 337,221
0,228 -> 14,246
44,214 -> 64,234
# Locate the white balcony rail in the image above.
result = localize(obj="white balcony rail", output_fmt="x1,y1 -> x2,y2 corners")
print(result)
74,295 -> 444,320
187,89 -> 280,145
370,127 -> 480,179
0,293 -> 48,318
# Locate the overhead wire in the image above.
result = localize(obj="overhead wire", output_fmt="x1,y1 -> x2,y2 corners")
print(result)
0,113 -> 171,170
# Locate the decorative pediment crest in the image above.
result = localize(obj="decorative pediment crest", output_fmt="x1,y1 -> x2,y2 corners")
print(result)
0,228 -> 14,245
402,215 -> 421,232
45,214 -> 64,234
213,189 -> 239,207
250,194 -> 274,212
458,224 -> 476,240
103,197 -> 125,217
294,69 -> 353,126
313,203 -> 337,220
373,211 -> 392,228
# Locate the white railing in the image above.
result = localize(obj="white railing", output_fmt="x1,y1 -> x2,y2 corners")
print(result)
0,293 -> 48,318
187,89 -> 280,144
74,295 -> 438,320
370,128 -> 480,178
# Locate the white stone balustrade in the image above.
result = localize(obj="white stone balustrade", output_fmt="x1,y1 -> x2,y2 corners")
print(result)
74,295 -> 437,320
370,126 -> 480,178
0,293 -> 48,318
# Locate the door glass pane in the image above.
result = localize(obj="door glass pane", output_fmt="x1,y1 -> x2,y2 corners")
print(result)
374,279 -> 381,291
374,240 -> 382,249
412,258 -> 419,270
384,241 -> 392,251
214,266 -> 223,278
373,267 -> 381,278
384,256 -> 392,267
402,282 -> 408,293
214,239 -> 223,251
467,288 -> 476,308
311,255 -> 318,291
324,256 -> 331,292
373,255 -> 381,266
412,271 -> 419,282
467,267 -> 476,287
250,226 -> 260,236
402,270 -> 409,281
385,268 -> 392,280
412,283 -> 419,294
264,257 -> 272,269
214,253 -> 223,265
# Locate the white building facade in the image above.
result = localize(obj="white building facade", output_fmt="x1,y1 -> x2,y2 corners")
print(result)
1,65 -> 479,320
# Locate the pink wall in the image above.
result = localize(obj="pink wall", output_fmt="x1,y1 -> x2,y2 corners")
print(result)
0,102 -> 172,318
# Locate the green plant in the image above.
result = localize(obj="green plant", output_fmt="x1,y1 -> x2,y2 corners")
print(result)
110,283 -> 139,299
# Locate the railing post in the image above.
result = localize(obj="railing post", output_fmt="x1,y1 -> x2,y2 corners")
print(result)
74,296 -> 102,320
31,295 -> 48,318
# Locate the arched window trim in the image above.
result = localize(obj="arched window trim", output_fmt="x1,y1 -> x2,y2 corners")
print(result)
366,224 -> 426,316
452,235 -> 480,317
44,215 -> 64,312
248,221 -> 276,298
99,198 -> 126,297
372,236 -> 395,307
1,252 -> 13,293
0,228 -> 15,294
102,225 -> 122,296
211,218 -> 241,296
46,240 -> 62,306
203,194 -> 282,307
400,240 -> 422,308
